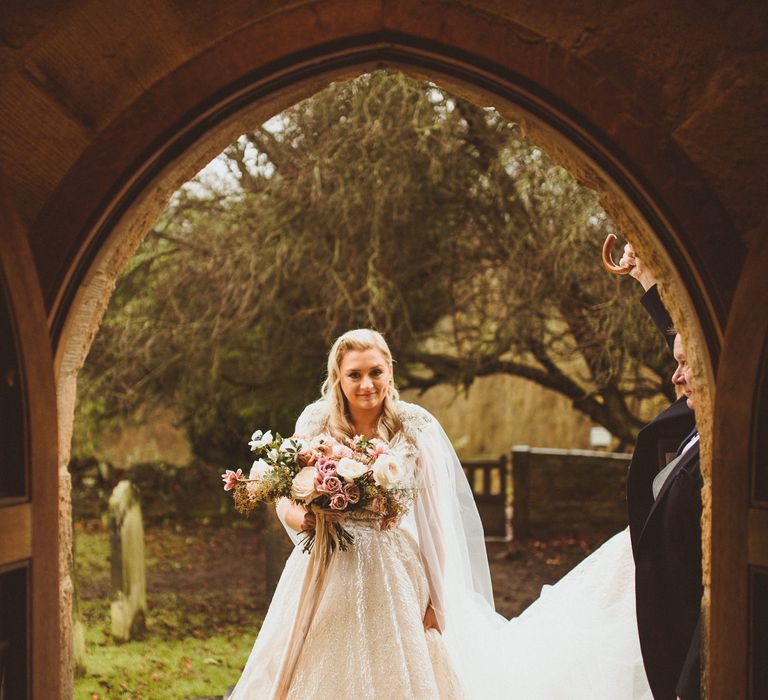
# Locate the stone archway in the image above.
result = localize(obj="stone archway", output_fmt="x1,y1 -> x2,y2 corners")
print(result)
51,39 -> 727,700
1,2 -> 763,697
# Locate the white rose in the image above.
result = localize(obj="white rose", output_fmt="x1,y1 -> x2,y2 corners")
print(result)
291,467 -> 319,502
249,429 -> 273,451
372,454 -> 406,489
336,457 -> 368,482
249,458 -> 270,480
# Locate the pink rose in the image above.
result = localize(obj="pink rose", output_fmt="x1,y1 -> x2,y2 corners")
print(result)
299,449 -> 319,466
315,458 -> 338,478
343,483 -> 361,504
317,475 -> 342,495
329,492 -> 349,511
221,469 -> 242,491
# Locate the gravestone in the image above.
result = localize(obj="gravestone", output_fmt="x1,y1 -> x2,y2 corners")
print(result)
109,480 -> 147,642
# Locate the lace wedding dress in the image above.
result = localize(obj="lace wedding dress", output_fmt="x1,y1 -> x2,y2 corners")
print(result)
229,401 -> 651,700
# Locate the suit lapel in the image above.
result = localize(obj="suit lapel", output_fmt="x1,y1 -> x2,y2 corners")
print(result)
627,397 -> 695,542
638,442 -> 700,546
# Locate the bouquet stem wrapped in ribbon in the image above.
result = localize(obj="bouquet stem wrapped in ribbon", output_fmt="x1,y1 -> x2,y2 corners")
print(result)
298,505 -> 354,554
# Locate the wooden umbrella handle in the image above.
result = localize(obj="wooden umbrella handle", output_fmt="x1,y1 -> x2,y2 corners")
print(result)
601,233 -> 633,275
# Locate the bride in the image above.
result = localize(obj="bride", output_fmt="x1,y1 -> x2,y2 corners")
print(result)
229,329 -> 651,699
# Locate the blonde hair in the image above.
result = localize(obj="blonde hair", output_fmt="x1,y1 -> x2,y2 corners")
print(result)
321,329 -> 402,441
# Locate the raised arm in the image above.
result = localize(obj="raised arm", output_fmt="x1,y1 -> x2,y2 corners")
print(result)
619,243 -> 676,353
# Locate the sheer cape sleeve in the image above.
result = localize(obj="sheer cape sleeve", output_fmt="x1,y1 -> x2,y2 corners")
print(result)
399,402 -> 512,695
400,402 -> 495,624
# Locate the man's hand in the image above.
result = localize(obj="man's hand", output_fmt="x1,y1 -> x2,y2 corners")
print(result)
619,243 -> 657,291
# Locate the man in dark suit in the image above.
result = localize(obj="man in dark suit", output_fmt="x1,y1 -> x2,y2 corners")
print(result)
619,245 -> 702,700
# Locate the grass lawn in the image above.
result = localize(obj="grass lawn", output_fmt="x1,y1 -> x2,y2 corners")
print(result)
71,514 -> 606,698
73,521 -> 265,700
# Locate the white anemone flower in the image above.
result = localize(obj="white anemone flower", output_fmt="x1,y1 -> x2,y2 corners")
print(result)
249,429 -> 273,451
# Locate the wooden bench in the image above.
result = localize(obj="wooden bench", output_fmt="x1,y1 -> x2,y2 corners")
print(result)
461,455 -> 511,540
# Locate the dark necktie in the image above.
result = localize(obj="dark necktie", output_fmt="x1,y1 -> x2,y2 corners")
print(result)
675,427 -> 699,457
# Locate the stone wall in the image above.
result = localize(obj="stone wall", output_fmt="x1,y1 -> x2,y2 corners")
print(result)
511,446 -> 630,538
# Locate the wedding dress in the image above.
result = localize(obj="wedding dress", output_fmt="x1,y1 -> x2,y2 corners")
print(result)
229,400 -> 651,699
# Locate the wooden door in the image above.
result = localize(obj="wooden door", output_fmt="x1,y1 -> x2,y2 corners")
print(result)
710,232 -> 768,698
0,181 -> 60,698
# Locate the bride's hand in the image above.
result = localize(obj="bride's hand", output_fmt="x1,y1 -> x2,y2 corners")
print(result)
423,602 -> 442,634
283,502 -> 315,532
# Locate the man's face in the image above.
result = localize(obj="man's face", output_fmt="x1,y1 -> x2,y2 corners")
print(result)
672,334 -> 696,410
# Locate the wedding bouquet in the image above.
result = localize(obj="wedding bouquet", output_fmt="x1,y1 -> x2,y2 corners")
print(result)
221,430 -> 414,553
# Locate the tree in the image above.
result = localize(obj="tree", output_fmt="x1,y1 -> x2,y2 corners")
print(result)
75,71 -> 671,462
